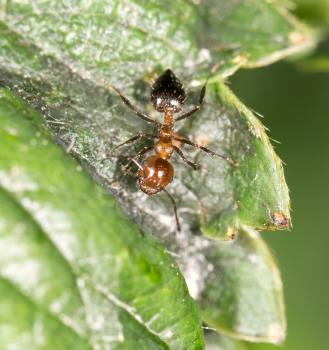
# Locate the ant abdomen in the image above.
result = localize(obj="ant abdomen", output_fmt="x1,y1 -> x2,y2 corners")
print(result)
138,155 -> 174,195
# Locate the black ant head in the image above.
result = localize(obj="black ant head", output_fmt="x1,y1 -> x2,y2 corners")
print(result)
151,69 -> 186,113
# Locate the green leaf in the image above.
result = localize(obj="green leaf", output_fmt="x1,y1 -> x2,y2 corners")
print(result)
0,88 -> 204,349
198,227 -> 286,344
0,29 -> 291,240
205,332 -> 246,350
0,0 -> 314,83
0,0 -> 295,239
0,278 -> 90,350
0,1 -> 296,346
183,81 -> 291,239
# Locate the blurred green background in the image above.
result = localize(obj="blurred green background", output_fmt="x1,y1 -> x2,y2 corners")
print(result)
230,33 -> 329,350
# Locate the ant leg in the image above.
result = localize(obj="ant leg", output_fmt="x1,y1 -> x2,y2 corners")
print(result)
102,79 -> 159,125
100,135 -> 155,165
174,137 -> 238,166
161,188 -> 181,232
130,158 -> 144,171
173,146 -> 201,170
108,133 -> 156,156
123,146 -> 153,174
175,84 -> 206,122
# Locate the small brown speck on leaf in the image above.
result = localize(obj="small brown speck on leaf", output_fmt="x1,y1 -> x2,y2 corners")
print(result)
226,227 -> 237,240
271,211 -> 290,228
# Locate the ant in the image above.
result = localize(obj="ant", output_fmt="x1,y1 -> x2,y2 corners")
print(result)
106,69 -> 237,232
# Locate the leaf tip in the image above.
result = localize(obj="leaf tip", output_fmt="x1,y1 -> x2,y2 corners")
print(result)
266,322 -> 286,345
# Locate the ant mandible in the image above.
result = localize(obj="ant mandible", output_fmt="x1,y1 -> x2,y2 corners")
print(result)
107,69 -> 237,232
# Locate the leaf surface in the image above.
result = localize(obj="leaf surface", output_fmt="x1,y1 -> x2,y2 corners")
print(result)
0,0 -> 314,83
205,333 -> 246,350
0,0 -> 299,345
0,88 -> 204,350
198,227 -> 286,344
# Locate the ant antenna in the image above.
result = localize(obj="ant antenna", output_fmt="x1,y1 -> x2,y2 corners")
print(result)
175,61 -> 224,122
100,78 -> 159,125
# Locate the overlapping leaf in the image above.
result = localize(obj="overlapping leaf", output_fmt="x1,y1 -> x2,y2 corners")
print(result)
198,227 -> 285,344
0,88 -> 204,350
205,333 -> 246,350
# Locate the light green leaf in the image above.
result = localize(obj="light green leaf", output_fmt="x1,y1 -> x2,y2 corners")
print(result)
199,227 -> 285,344
0,88 -> 204,350
205,332 -> 246,350
0,0 -> 314,84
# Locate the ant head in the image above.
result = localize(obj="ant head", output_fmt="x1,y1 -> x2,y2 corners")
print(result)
151,69 -> 186,113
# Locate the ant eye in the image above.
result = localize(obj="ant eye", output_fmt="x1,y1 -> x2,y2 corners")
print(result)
151,69 -> 186,113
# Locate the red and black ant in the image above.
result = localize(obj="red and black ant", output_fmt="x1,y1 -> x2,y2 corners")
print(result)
106,69 -> 237,232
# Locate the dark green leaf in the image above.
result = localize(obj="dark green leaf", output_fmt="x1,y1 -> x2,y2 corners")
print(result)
191,81 -> 291,239
0,88 -> 204,350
